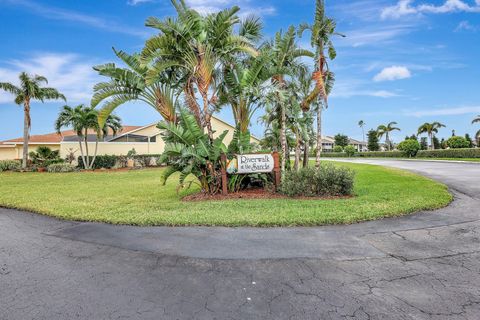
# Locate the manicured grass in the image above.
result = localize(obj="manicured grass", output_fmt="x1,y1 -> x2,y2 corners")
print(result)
0,163 -> 452,226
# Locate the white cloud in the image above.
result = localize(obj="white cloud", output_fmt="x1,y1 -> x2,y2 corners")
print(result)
0,53 -> 100,105
330,79 -> 400,98
455,20 -> 478,31
338,25 -> 413,47
381,0 -> 480,19
3,0 -> 149,37
373,66 -> 412,82
409,106 -> 480,117
185,0 -> 276,17
127,0 -> 154,5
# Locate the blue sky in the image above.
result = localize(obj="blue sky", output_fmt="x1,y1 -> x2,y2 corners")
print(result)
0,0 -> 479,143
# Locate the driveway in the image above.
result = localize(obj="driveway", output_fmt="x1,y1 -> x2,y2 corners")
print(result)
1,160 -> 480,319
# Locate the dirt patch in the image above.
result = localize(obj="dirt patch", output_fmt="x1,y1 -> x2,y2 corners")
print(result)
182,188 -> 353,202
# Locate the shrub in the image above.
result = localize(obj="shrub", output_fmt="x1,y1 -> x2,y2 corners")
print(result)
320,151 -> 405,158
29,146 -> 62,167
417,148 -> 480,158
77,155 -> 117,169
333,145 -> 344,153
447,136 -> 470,149
47,163 -> 77,173
344,145 -> 356,157
398,139 -> 421,157
280,164 -> 355,197
0,160 -> 21,172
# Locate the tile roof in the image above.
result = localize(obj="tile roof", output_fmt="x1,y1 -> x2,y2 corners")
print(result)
0,126 -> 143,145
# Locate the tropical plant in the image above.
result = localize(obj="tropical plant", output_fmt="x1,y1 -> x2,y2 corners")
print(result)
397,139 -> 420,157
344,145 -> 356,157
367,129 -> 380,151
55,105 -> 122,169
28,146 -> 62,167
157,109 -> 228,194
472,115 -> 480,143
358,120 -> 366,143
298,0 -> 344,167
92,48 -> 179,126
0,72 -> 65,168
264,26 -> 313,171
417,122 -> 446,150
377,122 -> 400,151
0,160 -> 21,172
446,136 -> 470,149
140,1 -> 261,141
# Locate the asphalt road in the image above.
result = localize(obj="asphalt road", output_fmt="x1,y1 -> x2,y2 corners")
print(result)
1,159 -> 480,319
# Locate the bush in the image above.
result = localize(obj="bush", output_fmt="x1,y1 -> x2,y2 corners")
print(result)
47,163 -> 77,173
447,136 -> 470,149
344,145 -> 356,157
320,151 -> 405,158
280,164 -> 355,197
333,145 -> 344,153
398,139 -> 421,157
416,148 -> 480,158
0,160 -> 21,172
77,155 -> 117,169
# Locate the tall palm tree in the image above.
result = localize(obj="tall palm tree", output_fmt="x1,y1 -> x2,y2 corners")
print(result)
92,49 -> 178,127
218,50 -> 271,134
417,122 -> 446,150
140,1 -> 261,141
298,0 -> 344,167
0,72 -> 65,168
265,26 -> 313,171
358,120 -> 366,143
55,105 -> 122,169
377,122 -> 400,151
473,115 -> 480,143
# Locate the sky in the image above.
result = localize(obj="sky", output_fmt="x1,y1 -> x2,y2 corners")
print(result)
0,0 -> 479,143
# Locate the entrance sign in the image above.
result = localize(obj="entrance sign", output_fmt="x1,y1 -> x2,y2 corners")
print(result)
237,154 -> 274,174
221,152 -> 281,195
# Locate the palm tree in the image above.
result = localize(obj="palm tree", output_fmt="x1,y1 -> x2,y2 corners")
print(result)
265,26 -> 313,171
140,2 -> 261,141
377,122 -> 400,151
298,0 -> 344,167
358,120 -> 366,143
0,72 -> 65,168
473,115 -> 480,144
218,49 -> 271,134
92,49 -> 178,127
417,122 -> 446,150
55,105 -> 122,169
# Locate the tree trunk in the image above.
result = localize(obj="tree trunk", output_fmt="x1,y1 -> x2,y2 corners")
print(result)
430,133 -> 434,150
315,106 -> 322,167
22,99 -> 31,169
78,139 -> 87,169
386,132 -> 390,151
90,138 -> 99,169
294,135 -> 301,171
303,140 -> 309,168
84,129 -> 90,169
280,102 -> 287,172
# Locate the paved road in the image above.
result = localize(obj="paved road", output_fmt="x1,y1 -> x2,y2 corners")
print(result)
1,160 -> 480,319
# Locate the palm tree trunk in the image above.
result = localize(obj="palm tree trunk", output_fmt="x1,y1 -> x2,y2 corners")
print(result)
22,100 -> 30,169
84,130 -> 90,169
315,106 -> 322,167
280,102 -> 287,172
78,139 -> 87,169
294,134 -> 301,171
90,138 -> 99,169
303,140 -> 309,168
430,133 -> 434,150
386,132 -> 390,151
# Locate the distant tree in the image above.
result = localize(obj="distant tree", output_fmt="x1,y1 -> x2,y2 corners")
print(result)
358,120 -> 366,142
417,122 -> 446,150
447,136 -> 470,149
334,134 -> 349,147
367,129 -> 380,151
432,136 -> 441,149
473,115 -> 480,146
333,145 -> 344,153
377,122 -> 400,151
0,72 -> 65,168
440,138 -> 447,149
465,133 -> 473,148
398,139 -> 420,158
420,137 -> 428,150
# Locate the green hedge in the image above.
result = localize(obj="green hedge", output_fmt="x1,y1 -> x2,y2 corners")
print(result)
320,151 -> 405,158
77,154 -> 164,169
416,148 -> 480,158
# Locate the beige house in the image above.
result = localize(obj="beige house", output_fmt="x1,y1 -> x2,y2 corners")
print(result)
0,117 -> 261,161
318,136 -> 368,153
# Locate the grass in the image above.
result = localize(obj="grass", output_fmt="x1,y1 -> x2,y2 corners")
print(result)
415,157 -> 480,162
0,163 -> 452,227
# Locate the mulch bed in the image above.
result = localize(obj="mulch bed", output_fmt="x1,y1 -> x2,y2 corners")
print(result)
182,188 -> 353,202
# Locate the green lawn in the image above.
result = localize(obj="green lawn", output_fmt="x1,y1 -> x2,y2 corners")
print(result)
0,163 -> 452,226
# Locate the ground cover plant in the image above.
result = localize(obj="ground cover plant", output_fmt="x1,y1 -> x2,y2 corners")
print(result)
0,163 -> 451,226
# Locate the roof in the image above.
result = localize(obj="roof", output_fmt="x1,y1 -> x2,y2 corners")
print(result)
0,126 -> 143,145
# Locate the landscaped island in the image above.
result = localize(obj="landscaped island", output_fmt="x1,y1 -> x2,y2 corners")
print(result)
0,163 -> 451,227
